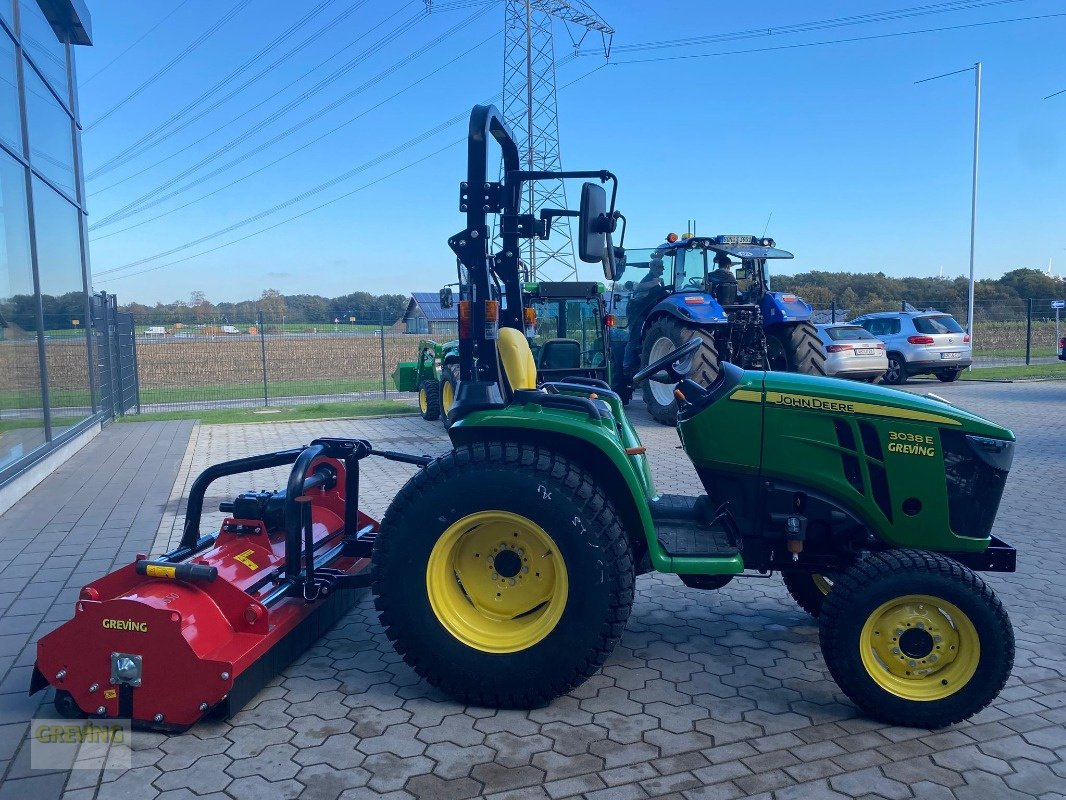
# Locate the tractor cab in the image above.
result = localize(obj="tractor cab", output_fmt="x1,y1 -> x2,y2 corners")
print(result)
524,281 -> 610,384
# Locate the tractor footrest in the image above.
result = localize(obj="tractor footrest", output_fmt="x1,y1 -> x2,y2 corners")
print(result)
650,494 -> 708,523
656,522 -> 738,558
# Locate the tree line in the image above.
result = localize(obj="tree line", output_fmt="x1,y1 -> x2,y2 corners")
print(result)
772,268 -> 1064,318
117,289 -> 411,326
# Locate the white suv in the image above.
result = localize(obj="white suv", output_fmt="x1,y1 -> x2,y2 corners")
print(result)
849,311 -> 971,385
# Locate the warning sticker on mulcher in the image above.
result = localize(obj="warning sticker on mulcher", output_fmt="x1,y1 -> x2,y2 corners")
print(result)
235,549 -> 259,571
145,564 -> 175,579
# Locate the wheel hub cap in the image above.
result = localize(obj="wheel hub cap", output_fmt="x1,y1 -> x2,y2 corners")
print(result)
426,511 -> 568,653
648,336 -> 678,407
860,594 -> 980,701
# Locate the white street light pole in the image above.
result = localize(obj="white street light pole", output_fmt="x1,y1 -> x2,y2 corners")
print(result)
916,62 -> 982,355
967,62 -> 981,347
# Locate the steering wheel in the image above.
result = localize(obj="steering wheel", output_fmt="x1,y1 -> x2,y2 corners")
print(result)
632,336 -> 703,385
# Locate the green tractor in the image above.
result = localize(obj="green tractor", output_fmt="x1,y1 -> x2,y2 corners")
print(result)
394,281 -> 612,423
372,106 -> 1017,727
391,338 -> 460,422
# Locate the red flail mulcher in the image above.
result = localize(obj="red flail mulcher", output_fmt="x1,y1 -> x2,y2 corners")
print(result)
30,438 -> 428,730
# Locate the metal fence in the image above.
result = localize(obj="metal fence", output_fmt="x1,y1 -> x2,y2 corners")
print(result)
120,296 -> 1063,413
815,297 -> 1064,367
129,310 -> 420,412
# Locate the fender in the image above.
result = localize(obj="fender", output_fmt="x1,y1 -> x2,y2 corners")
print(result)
642,295 -> 728,336
449,402 -> 742,576
760,291 -> 813,325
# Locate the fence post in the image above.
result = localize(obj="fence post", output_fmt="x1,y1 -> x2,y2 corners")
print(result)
1025,298 -> 1033,366
258,309 -> 269,406
831,299 -> 837,323
901,300 -> 907,313
379,310 -> 388,399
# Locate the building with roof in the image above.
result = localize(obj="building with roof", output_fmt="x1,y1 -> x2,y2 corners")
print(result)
0,0 -> 96,512
401,292 -> 458,338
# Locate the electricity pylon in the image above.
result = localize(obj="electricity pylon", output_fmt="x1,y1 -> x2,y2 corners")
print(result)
501,0 -> 612,281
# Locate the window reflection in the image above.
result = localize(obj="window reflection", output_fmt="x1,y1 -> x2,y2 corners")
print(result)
18,0 -> 67,97
0,152 -> 44,467
33,179 -> 89,434
0,31 -> 20,154
25,66 -> 74,197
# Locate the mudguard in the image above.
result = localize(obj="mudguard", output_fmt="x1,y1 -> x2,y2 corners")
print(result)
760,291 -> 813,325
642,295 -> 728,333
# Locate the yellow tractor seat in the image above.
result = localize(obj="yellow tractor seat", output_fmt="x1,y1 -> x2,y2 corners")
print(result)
497,327 -> 538,399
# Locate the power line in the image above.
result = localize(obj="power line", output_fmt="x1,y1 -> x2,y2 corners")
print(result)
80,0 -> 195,86
87,1 -> 414,190
95,60 -> 606,284
608,11 -> 1066,65
90,31 -> 500,241
86,0 -> 353,178
1046,87 -> 1066,99
89,5 -> 482,230
85,0 -> 254,131
580,0 -> 1027,57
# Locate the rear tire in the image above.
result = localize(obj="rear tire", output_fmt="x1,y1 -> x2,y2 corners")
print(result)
54,689 -> 85,719
640,317 -> 720,426
937,370 -> 962,383
766,321 -> 827,375
439,365 -> 459,425
373,442 -> 635,708
418,381 -> 441,421
819,550 -> 1013,728
782,571 -> 835,617
883,353 -> 908,385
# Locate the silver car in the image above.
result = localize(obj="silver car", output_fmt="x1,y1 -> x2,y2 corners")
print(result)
815,324 -> 888,382
849,311 -> 972,385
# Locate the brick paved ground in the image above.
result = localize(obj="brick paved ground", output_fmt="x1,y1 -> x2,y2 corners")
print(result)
3,381 -> 1065,800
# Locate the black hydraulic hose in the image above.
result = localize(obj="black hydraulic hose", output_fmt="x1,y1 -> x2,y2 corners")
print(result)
180,448 -> 304,549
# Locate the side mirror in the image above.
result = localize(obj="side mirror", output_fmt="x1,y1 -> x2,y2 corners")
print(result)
579,183 -> 608,265
439,287 -> 453,309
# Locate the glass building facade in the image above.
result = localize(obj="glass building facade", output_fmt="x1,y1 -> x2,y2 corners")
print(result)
0,0 -> 93,485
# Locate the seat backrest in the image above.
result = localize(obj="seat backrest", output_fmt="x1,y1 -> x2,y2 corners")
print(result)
538,338 -> 581,371
713,281 -> 737,305
497,327 -> 537,398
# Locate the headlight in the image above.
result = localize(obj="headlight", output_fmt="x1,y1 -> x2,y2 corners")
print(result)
966,435 -> 1014,473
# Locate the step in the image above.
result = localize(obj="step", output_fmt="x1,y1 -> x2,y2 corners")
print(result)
656,521 -> 739,559
649,493 -> 704,522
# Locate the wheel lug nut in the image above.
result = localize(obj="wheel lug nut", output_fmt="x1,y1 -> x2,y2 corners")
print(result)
916,623 -> 925,630
894,629 -> 904,637
892,647 -> 901,655
909,660 -> 918,668
933,635 -> 942,643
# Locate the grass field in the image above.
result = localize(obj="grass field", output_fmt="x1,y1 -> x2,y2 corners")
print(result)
122,399 -> 415,425
138,377 -> 387,406
963,362 -> 1066,381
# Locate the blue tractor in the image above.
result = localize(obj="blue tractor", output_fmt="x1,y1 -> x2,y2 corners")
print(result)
611,233 -> 826,424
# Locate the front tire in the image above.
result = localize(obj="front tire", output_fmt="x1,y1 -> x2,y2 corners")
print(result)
373,442 -> 635,708
766,321 -> 828,375
418,380 -> 441,421
640,317 -> 720,426
819,550 -> 1013,728
439,365 -> 459,425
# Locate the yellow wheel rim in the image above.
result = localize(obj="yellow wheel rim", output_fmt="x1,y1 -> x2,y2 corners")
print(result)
860,594 -> 980,701
441,379 -> 455,413
813,574 -> 833,596
418,386 -> 428,414
426,511 -> 568,653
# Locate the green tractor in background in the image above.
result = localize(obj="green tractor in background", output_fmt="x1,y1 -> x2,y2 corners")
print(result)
372,106 -> 1018,728
393,281 -> 612,423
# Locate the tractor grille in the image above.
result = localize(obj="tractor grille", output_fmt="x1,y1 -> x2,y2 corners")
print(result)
941,429 -> 1013,539
834,419 -> 892,520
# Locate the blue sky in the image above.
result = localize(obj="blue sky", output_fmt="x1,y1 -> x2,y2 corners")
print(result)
76,0 -> 1066,304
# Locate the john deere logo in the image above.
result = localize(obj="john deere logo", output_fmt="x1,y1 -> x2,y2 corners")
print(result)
102,619 -> 147,633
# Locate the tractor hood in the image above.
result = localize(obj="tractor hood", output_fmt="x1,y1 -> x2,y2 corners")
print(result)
758,371 -> 1015,441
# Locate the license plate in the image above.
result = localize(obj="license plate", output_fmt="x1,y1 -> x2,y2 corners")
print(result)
854,348 -> 875,356
940,352 -> 961,360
